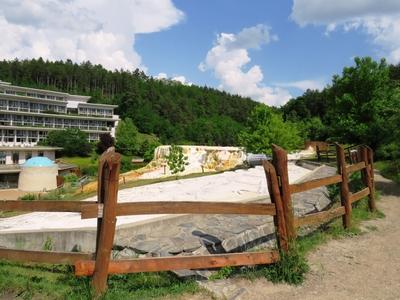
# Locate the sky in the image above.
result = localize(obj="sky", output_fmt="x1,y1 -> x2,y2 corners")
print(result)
1,0 -> 400,106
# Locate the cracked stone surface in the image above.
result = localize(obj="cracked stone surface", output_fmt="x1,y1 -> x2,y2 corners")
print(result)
113,165 -> 337,280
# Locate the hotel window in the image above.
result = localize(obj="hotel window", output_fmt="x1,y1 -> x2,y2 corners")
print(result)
0,152 -> 6,165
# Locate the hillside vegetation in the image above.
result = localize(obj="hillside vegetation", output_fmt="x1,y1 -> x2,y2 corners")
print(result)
0,58 -> 257,145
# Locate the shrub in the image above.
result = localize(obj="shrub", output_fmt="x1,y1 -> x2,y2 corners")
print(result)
20,193 -> 36,201
96,133 -> 115,154
81,165 -> 98,177
63,173 -> 78,183
165,145 -> 188,176
120,156 -> 134,173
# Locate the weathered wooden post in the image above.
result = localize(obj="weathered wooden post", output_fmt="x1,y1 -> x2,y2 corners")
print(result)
335,143 -> 351,229
262,160 -> 288,252
316,145 -> 321,162
92,147 -> 121,294
361,146 -> 377,211
271,144 -> 296,241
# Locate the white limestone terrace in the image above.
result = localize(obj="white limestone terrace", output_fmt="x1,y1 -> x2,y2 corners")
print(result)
0,163 -> 311,233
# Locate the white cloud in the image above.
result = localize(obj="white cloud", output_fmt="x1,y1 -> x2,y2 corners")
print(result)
155,72 -> 192,85
291,0 -> 400,63
155,72 -> 168,80
199,24 -> 291,106
274,79 -> 325,91
171,75 -> 192,85
0,0 -> 184,70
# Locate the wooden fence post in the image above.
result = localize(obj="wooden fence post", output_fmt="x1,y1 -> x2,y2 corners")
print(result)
271,144 -> 296,241
335,143 -> 351,229
262,160 -> 288,252
361,146 -> 377,211
92,147 -> 121,295
316,145 -> 321,162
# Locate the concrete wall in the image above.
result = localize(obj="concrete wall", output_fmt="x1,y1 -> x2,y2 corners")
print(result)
18,165 -> 58,191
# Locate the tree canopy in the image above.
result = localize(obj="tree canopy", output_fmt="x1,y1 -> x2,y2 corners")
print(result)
282,57 -> 400,160
239,105 -> 302,154
39,128 -> 92,156
0,58 -> 256,146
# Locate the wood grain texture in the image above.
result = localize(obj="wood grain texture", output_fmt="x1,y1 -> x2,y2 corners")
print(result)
272,144 -> 296,240
75,251 -> 280,276
294,206 -> 346,228
289,175 -> 342,194
349,187 -> 370,203
363,146 -> 377,211
345,161 -> 366,174
263,160 -> 288,252
0,200 -> 93,213
80,201 -> 277,219
0,248 -> 93,264
92,148 -> 121,294
336,143 -> 352,229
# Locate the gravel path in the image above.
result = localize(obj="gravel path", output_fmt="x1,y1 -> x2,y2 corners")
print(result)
193,172 -> 400,300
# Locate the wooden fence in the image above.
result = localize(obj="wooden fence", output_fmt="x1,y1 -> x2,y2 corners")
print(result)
0,144 -> 376,295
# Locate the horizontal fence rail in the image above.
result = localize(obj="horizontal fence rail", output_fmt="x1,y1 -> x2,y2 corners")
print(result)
0,200 -> 93,213
0,143 -> 377,296
294,206 -> 346,228
0,248 -> 93,265
346,161 -> 366,174
349,187 -> 370,203
80,201 -> 277,219
289,174 -> 342,194
75,251 -> 280,276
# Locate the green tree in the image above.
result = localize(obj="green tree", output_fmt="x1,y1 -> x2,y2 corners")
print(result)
165,145 -> 188,177
115,118 -> 139,155
96,133 -> 115,154
40,128 -> 92,156
239,105 -> 302,154
325,57 -> 395,149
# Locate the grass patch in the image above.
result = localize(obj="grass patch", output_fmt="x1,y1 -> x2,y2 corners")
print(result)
0,261 -> 199,300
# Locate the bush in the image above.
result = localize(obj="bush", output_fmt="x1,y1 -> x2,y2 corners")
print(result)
96,133 -> 115,154
141,141 -> 161,162
120,156 -> 134,173
63,173 -> 78,183
81,165 -> 98,177
20,193 -> 36,201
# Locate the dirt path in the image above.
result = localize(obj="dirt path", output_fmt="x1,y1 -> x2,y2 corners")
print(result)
193,172 -> 400,300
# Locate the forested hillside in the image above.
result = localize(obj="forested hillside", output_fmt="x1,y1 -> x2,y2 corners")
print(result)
282,57 -> 400,161
0,58 -> 257,145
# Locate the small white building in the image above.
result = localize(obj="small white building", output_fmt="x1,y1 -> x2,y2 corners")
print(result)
0,146 -> 62,189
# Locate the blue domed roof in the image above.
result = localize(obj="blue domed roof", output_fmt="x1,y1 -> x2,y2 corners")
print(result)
23,157 -> 55,167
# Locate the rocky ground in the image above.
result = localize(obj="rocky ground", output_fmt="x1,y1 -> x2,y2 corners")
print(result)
186,172 -> 400,300
112,166 -> 335,270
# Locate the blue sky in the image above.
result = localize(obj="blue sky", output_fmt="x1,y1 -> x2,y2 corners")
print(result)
137,1 -> 372,95
1,0 -> 400,105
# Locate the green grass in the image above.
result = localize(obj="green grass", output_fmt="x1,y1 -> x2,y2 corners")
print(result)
0,262 -> 199,300
375,160 -> 400,184
60,156 -> 95,169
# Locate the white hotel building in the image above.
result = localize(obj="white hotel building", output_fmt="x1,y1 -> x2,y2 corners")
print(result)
0,80 -> 119,146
